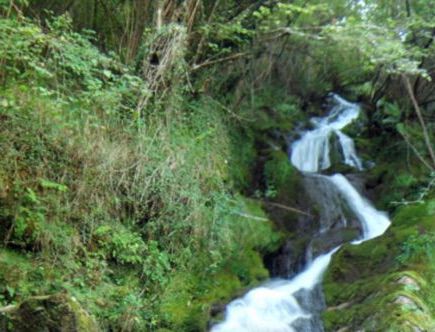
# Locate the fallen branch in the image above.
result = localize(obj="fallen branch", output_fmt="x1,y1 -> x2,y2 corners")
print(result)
391,174 -> 435,206
0,304 -> 17,313
266,202 -> 312,217
191,52 -> 248,71
234,212 -> 269,222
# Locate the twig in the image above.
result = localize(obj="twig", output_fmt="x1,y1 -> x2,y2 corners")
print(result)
192,0 -> 221,65
266,202 -> 312,217
192,52 -> 248,71
391,175 -> 435,206
0,305 -> 17,313
398,130 -> 434,172
234,212 -> 269,222
205,96 -> 253,122
403,75 -> 435,168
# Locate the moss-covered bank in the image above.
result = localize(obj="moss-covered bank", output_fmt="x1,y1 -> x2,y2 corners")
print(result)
323,137 -> 435,331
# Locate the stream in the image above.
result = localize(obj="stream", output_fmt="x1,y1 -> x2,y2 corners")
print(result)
211,94 -> 391,332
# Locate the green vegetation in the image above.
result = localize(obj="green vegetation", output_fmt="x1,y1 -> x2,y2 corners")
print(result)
323,196 -> 435,331
323,101 -> 435,330
0,0 -> 434,331
0,9 -> 286,331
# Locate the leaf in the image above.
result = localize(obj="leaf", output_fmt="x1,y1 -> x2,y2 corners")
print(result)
396,123 -> 407,135
25,188 -> 39,204
103,69 -> 112,79
6,286 -> 15,297
39,179 -> 68,192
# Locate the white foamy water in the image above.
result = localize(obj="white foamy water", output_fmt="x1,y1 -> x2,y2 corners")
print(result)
328,174 -> 390,243
290,94 -> 363,173
211,250 -> 337,332
211,94 -> 390,332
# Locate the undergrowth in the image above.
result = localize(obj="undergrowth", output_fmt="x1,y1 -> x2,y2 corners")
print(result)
0,14 -> 285,331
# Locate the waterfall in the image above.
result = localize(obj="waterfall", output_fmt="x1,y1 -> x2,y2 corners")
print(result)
290,94 -> 363,173
211,94 -> 390,332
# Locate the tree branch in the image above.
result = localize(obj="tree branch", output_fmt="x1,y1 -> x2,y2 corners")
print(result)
191,52 -> 248,71
398,130 -> 434,172
403,75 -> 435,168
266,202 -> 312,217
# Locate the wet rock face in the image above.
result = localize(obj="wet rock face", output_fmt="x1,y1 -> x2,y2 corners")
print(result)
303,174 -> 362,232
263,172 -> 364,278
310,227 -> 360,258
264,240 -> 307,278
2,294 -> 99,332
292,285 -> 326,332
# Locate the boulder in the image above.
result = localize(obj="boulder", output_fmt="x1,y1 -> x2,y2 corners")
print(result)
1,293 -> 99,332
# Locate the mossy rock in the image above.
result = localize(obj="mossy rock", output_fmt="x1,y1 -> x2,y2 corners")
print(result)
310,228 -> 360,257
322,198 -> 435,331
4,293 -> 99,332
263,150 -> 310,232
264,150 -> 299,195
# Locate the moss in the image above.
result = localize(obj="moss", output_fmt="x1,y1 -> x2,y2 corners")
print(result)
159,272 -> 199,330
235,196 -> 284,252
244,90 -> 302,132
157,196 -> 283,331
264,150 -> 298,194
0,249 -> 47,304
263,150 -> 308,234
4,294 -> 99,332
159,268 -> 253,331
202,272 -> 242,303
322,198 -> 435,331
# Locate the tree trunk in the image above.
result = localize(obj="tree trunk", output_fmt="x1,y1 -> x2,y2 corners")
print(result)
403,75 -> 435,169
125,0 -> 150,64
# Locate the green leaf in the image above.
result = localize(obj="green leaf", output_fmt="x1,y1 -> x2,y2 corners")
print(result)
39,179 -> 68,192
396,123 -> 407,135
103,69 -> 112,78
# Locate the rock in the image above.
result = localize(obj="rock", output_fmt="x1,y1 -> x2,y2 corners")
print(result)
294,285 -> 326,314
310,227 -> 360,257
394,295 -> 417,307
291,285 -> 326,332
303,174 -> 362,232
263,239 -> 307,278
397,276 -> 420,290
4,293 -> 99,332
210,302 -> 226,317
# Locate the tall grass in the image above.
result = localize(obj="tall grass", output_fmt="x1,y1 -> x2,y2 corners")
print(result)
0,14 -> 281,330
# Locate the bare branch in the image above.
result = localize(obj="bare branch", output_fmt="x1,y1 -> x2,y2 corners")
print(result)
191,52 -> 248,71
398,130 -> 434,172
403,75 -> 435,168
266,202 -> 312,217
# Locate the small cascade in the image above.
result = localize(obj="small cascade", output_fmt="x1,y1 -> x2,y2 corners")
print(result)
328,174 -> 390,243
211,250 -> 337,332
335,131 -> 363,170
290,94 -> 363,173
211,94 -> 390,332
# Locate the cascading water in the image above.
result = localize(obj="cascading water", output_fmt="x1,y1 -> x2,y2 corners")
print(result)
211,94 -> 390,332
290,94 -> 363,173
